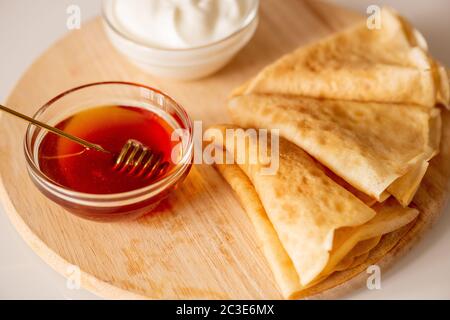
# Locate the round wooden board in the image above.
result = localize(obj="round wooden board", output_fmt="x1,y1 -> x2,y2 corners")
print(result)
1,0 -> 449,299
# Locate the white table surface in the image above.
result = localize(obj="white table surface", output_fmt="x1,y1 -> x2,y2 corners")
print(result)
0,0 -> 449,300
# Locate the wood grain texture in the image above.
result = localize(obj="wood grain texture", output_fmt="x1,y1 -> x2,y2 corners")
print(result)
0,0 -> 448,299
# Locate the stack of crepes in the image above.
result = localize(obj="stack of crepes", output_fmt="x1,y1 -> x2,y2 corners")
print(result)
212,8 -> 450,299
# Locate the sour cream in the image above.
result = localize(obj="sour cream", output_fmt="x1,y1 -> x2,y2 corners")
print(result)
111,0 -> 256,49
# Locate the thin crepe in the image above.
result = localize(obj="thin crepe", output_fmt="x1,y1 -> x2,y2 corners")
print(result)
215,162 -> 418,299
228,94 -> 439,203
236,7 -> 449,109
211,125 -> 376,285
212,126 -> 418,298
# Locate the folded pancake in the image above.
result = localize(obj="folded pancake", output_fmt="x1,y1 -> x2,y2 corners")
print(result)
228,94 -> 439,204
215,162 -> 418,299
212,125 -> 419,298
236,7 -> 449,109
211,125 -> 376,284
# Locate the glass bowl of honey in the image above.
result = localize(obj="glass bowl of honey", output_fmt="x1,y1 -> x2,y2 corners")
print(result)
24,82 -> 193,221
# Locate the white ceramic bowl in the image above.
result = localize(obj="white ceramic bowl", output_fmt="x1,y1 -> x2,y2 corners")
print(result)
102,0 -> 259,81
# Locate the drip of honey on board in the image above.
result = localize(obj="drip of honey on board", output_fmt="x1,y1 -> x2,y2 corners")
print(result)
38,105 -> 177,194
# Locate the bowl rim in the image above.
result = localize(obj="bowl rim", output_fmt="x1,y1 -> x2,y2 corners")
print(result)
101,0 -> 260,52
23,81 -> 194,205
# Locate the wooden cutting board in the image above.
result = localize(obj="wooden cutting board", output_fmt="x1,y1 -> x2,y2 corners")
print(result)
1,0 -> 449,299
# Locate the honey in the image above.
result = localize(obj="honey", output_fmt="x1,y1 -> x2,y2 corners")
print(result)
38,105 -> 177,194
